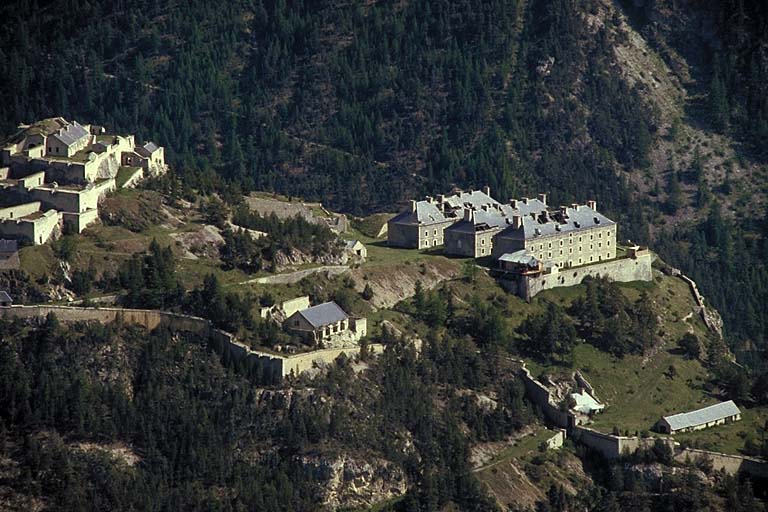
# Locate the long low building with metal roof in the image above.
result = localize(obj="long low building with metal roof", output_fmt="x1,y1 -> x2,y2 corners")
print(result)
655,400 -> 742,434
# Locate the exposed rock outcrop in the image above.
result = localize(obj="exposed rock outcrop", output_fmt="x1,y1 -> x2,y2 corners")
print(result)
301,454 -> 407,510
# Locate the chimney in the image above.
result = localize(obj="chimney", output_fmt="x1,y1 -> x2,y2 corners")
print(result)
571,203 -> 579,210
587,200 -> 597,211
438,194 -> 446,204
464,208 -> 475,223
482,185 -> 491,196
512,215 -> 522,229
510,199 -> 518,209
426,196 -> 434,204
410,200 -> 417,213
522,197 -> 529,205
538,193 -> 547,205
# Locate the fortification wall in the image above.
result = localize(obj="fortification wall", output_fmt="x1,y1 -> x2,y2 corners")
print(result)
675,448 -> 768,478
513,252 -> 653,300
282,344 -> 385,377
0,209 -> 60,245
2,305 -> 211,334
0,202 -> 42,220
2,305 -> 380,382
570,426 -> 674,459
519,366 -> 571,428
62,209 -> 100,233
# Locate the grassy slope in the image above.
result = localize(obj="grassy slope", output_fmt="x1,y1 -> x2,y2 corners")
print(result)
523,270 -> 768,455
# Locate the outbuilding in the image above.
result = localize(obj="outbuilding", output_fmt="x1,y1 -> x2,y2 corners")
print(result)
285,301 -> 350,344
656,400 -> 741,434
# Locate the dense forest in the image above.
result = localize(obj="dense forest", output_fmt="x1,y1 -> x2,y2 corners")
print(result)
2,286 -> 767,510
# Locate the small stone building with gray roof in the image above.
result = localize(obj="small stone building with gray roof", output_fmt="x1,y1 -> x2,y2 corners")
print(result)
655,400 -> 741,434
285,301 -> 367,345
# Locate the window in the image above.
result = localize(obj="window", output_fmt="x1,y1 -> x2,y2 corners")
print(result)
481,238 -> 486,245
590,256 -> 593,262
599,232 -> 602,238
425,230 -> 429,237
569,248 -> 573,254
548,252 -> 552,258
590,244 -> 593,250
559,250 -> 563,255
293,320 -> 299,326
548,242 -> 552,248
433,229 -> 437,236
481,248 -> 485,255
607,241 -> 610,246
598,242 -> 602,248
590,234 -> 593,240
539,244 -> 543,250
579,237 -> 582,242
559,240 -> 563,246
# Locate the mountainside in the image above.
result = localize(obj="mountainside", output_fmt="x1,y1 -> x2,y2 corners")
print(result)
1,0 -> 766,362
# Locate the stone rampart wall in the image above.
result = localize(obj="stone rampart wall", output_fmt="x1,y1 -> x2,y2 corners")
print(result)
570,426 -> 673,459
675,448 -> 768,478
2,305 -> 380,382
519,366 -> 571,428
509,252 -> 653,300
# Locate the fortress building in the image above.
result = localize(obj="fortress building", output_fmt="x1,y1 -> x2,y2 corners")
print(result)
387,187 -> 499,249
389,187 -> 652,299
492,200 -> 616,269
0,117 -> 167,244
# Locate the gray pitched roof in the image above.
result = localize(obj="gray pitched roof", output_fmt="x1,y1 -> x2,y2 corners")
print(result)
0,239 -> 18,253
444,198 -> 550,235
499,250 -> 539,266
297,302 -> 348,328
662,400 -> 741,431
389,200 -> 447,226
496,204 -> 615,242
0,291 -> 12,303
50,121 -> 89,148
443,190 -> 499,210
344,239 -> 363,250
137,141 -> 160,157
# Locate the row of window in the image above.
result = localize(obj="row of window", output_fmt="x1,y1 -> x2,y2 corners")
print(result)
535,231 -> 615,250
538,253 -> 614,267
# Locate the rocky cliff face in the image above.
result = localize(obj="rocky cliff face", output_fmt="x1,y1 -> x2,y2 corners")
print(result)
301,453 -> 407,510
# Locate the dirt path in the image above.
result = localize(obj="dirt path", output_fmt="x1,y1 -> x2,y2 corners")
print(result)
240,265 -> 349,285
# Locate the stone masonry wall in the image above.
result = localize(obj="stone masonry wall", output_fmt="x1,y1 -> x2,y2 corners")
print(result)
512,251 -> 653,300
